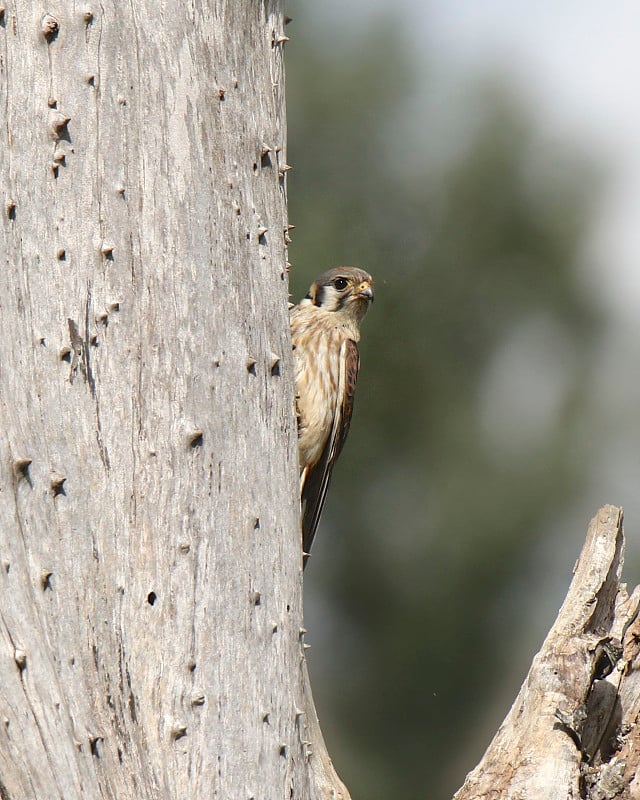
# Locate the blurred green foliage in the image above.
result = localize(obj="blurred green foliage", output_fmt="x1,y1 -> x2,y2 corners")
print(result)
286,8 -> 602,798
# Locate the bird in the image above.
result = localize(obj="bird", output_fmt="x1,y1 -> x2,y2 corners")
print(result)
290,267 -> 374,565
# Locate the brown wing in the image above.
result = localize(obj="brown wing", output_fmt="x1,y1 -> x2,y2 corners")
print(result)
301,338 -> 360,562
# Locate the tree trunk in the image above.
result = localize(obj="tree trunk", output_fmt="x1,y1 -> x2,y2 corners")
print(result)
453,505 -> 640,800
0,2 -> 349,798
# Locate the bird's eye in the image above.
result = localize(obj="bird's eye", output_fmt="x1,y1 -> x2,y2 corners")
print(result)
333,278 -> 349,291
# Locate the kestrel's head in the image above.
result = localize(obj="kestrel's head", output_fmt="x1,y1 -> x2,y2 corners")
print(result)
305,267 -> 374,321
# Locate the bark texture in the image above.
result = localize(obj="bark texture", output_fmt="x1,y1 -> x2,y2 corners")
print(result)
453,505 -> 640,800
0,2 -> 348,798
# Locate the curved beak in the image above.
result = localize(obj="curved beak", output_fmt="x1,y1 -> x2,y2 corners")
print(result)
356,281 -> 374,302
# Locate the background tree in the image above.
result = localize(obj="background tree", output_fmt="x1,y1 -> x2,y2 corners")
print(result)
0,2 -> 347,798
285,7 -> 610,799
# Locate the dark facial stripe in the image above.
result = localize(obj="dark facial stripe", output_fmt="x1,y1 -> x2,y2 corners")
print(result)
336,291 -> 352,310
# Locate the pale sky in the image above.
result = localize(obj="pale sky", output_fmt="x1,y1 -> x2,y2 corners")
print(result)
423,1 -> 640,318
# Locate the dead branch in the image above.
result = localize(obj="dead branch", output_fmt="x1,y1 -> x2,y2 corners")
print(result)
453,505 -> 640,800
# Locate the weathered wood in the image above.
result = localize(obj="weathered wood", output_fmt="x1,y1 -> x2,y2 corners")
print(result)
0,2 -> 349,798
453,505 -> 640,800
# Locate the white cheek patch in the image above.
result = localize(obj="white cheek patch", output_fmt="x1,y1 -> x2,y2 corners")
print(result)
320,286 -> 341,311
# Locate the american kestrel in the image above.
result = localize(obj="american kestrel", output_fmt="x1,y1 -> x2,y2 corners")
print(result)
290,267 -> 374,564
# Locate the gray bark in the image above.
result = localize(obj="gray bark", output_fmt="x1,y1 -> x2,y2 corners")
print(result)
0,2 -> 348,798
453,505 -> 640,800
